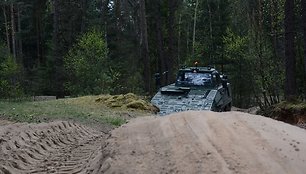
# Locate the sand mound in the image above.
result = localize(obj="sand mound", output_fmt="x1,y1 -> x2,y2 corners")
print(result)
95,93 -> 158,112
104,111 -> 306,174
0,121 -> 109,174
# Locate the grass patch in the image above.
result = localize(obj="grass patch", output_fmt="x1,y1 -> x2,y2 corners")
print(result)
275,101 -> 306,111
101,116 -> 126,127
0,95 -> 151,126
260,101 -> 306,125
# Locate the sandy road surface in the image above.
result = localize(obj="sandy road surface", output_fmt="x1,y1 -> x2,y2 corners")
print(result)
1,111 -> 306,174
104,111 -> 306,174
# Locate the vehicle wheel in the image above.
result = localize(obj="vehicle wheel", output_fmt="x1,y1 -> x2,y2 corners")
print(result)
224,103 -> 232,112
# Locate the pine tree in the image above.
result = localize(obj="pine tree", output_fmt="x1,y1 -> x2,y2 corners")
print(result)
284,0 -> 296,100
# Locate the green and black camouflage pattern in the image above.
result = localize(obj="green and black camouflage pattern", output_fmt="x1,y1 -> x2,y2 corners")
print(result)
151,67 -> 232,116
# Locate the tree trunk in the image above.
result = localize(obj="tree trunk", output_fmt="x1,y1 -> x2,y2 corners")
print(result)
101,0 -> 109,45
186,22 -> 190,54
17,3 -> 23,64
257,0 -> 267,100
178,13 -> 182,65
207,0 -> 213,63
53,0 -> 64,98
302,0 -> 306,100
139,0 -> 151,93
10,3 -> 16,59
115,0 -> 122,35
284,0 -> 296,100
80,0 -> 87,33
270,0 -> 278,60
156,0 -> 166,86
34,0 -> 48,66
167,0 -> 177,82
36,14 -> 42,65
2,6 -> 11,51
192,0 -> 199,56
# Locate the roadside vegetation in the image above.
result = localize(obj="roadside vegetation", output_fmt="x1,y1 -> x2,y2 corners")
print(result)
1,1 -> 306,125
259,101 -> 306,127
0,94 -> 155,127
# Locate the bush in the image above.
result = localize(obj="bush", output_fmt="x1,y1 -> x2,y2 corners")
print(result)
64,30 -> 113,95
0,44 -> 23,98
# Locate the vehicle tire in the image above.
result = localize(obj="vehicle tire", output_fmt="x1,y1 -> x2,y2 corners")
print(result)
224,102 -> 232,112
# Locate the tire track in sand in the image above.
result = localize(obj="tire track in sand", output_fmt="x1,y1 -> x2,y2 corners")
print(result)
0,121 -> 109,174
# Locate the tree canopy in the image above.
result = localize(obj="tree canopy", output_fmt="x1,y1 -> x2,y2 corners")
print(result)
0,0 -> 305,108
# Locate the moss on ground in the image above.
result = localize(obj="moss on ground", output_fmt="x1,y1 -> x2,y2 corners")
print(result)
95,93 -> 159,113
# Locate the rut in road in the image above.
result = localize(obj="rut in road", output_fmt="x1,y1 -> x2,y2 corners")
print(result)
0,121 -> 109,174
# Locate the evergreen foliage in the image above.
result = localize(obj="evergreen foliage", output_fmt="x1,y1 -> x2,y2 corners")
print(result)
64,30 -> 109,95
0,43 -> 23,98
0,0 -> 305,108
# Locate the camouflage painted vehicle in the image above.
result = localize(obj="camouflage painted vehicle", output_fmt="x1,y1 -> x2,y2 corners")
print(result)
151,66 -> 232,116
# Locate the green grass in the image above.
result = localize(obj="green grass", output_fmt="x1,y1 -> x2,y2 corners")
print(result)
275,101 -> 306,111
0,96 -> 140,126
259,100 -> 306,125
101,116 -> 127,126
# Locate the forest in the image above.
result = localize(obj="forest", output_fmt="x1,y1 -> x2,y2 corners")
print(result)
0,0 -> 305,108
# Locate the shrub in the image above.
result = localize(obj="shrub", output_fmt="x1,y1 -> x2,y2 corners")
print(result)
0,44 -> 23,98
64,30 -> 113,95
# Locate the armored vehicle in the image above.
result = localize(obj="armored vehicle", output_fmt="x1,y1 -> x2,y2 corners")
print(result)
151,65 -> 232,116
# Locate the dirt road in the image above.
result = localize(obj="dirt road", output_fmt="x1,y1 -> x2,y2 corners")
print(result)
1,111 -> 306,174
104,111 -> 306,174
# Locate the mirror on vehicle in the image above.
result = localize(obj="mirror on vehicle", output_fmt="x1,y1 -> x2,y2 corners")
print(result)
221,75 -> 228,88
154,73 -> 161,90
222,79 -> 228,88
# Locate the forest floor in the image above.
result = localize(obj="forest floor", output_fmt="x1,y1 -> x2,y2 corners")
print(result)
1,97 -> 306,173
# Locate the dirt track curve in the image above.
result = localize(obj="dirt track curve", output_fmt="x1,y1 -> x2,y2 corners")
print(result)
1,111 -> 306,174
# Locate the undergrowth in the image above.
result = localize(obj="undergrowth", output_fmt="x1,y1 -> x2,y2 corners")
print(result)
260,101 -> 306,124
0,95 -> 149,126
